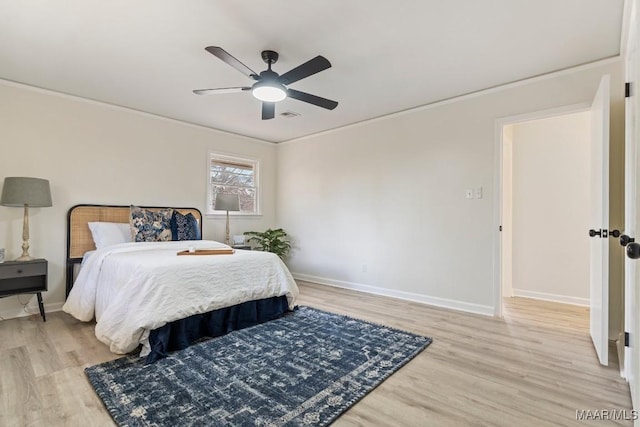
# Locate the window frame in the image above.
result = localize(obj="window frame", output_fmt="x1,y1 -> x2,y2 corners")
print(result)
206,151 -> 261,217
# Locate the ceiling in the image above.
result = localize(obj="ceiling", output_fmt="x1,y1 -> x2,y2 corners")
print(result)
0,0 -> 625,143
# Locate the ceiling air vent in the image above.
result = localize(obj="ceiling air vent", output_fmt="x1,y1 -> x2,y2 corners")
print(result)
280,111 -> 301,118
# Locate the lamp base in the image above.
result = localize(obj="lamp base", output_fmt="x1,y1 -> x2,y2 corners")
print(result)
225,211 -> 231,246
16,205 -> 34,262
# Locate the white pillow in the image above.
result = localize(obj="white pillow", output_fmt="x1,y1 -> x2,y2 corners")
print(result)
88,222 -> 132,249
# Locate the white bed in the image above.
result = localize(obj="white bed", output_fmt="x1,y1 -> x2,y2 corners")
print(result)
62,204 -> 299,357
63,240 -> 298,355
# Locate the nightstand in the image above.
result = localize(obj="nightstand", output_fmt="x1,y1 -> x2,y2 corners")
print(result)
232,245 -> 252,250
0,259 -> 48,321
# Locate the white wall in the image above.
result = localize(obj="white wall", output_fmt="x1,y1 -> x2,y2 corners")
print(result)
0,81 -> 277,317
508,112 -> 591,305
277,59 -> 625,319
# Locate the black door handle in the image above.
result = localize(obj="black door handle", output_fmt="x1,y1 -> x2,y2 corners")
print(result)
628,242 -> 640,259
620,234 -> 635,247
610,229 -> 621,238
589,229 -> 602,237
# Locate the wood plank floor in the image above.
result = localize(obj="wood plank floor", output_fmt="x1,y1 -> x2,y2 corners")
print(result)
0,281 -> 633,426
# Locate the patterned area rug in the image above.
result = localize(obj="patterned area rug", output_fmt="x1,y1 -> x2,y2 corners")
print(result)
86,306 -> 432,426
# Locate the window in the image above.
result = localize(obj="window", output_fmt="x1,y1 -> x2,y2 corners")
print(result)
207,152 -> 260,215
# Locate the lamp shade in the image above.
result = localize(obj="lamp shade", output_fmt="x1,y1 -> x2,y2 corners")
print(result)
214,193 -> 240,212
1,177 -> 52,207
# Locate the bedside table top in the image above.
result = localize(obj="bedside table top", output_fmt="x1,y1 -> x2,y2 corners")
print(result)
0,259 -> 47,267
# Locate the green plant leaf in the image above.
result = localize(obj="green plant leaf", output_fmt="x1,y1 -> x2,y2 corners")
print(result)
242,228 -> 291,258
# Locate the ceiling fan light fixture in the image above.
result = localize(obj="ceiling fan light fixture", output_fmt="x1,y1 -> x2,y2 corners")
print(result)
196,47 -> 337,119
252,83 -> 287,102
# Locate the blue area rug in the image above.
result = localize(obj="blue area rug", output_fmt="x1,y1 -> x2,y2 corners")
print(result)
86,306 -> 432,426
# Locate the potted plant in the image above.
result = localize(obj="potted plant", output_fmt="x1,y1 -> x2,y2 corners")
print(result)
243,228 -> 291,259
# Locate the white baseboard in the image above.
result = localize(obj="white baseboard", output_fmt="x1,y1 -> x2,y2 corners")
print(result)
0,301 -> 64,320
511,288 -> 589,307
293,272 -> 495,316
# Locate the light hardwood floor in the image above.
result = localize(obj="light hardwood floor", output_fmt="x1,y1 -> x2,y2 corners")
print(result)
0,281 -> 633,426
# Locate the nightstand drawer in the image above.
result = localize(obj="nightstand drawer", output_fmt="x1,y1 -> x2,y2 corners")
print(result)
0,261 -> 47,280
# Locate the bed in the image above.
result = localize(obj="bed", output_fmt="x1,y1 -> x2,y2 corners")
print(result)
62,204 -> 299,362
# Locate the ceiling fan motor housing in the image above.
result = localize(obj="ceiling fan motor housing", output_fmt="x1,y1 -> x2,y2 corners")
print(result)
259,69 -> 280,81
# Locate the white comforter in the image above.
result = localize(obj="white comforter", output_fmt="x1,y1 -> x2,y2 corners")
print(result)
62,240 -> 299,354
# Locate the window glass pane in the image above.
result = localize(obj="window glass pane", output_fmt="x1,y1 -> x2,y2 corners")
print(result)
208,153 -> 259,214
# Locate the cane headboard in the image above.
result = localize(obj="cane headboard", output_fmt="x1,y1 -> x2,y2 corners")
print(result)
65,204 -> 202,296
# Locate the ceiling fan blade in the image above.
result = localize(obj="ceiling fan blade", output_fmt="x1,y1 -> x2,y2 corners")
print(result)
262,102 -> 275,120
286,89 -> 338,110
193,87 -> 250,95
278,56 -> 331,85
205,46 -> 259,80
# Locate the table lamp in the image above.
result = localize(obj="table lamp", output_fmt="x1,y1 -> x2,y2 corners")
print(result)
214,193 -> 240,246
1,177 -> 52,261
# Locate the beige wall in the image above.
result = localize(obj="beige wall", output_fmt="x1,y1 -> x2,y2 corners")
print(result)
0,81 -> 278,317
501,125 -> 514,298
0,58 -> 626,340
277,59 -> 625,327
509,112 -> 591,304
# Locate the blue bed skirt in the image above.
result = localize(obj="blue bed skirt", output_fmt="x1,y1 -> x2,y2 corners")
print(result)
146,295 -> 290,363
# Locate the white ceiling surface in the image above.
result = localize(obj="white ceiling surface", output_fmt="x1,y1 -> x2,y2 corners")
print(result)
0,1 -> 624,143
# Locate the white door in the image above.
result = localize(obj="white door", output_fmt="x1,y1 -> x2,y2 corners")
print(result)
631,88 -> 640,410
589,74 -> 610,366
626,1 -> 640,408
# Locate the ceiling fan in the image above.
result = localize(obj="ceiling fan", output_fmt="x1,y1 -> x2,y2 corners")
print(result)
194,46 -> 338,120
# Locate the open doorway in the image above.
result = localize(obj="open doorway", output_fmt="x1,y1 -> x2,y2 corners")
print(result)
495,88 -> 626,373
501,110 -> 591,306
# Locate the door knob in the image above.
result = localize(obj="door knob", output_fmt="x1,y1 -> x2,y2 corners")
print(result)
627,242 -> 640,260
620,235 -> 635,247
589,229 -> 602,237
610,229 -> 621,238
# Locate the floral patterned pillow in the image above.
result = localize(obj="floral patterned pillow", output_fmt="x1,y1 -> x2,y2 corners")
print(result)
130,206 -> 173,242
170,211 -> 201,241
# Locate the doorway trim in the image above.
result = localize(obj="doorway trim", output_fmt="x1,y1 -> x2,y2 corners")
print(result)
492,102 -> 591,317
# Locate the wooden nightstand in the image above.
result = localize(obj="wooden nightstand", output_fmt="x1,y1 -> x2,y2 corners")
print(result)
0,259 -> 48,321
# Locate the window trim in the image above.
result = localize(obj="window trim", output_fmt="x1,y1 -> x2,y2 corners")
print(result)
206,151 -> 262,217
